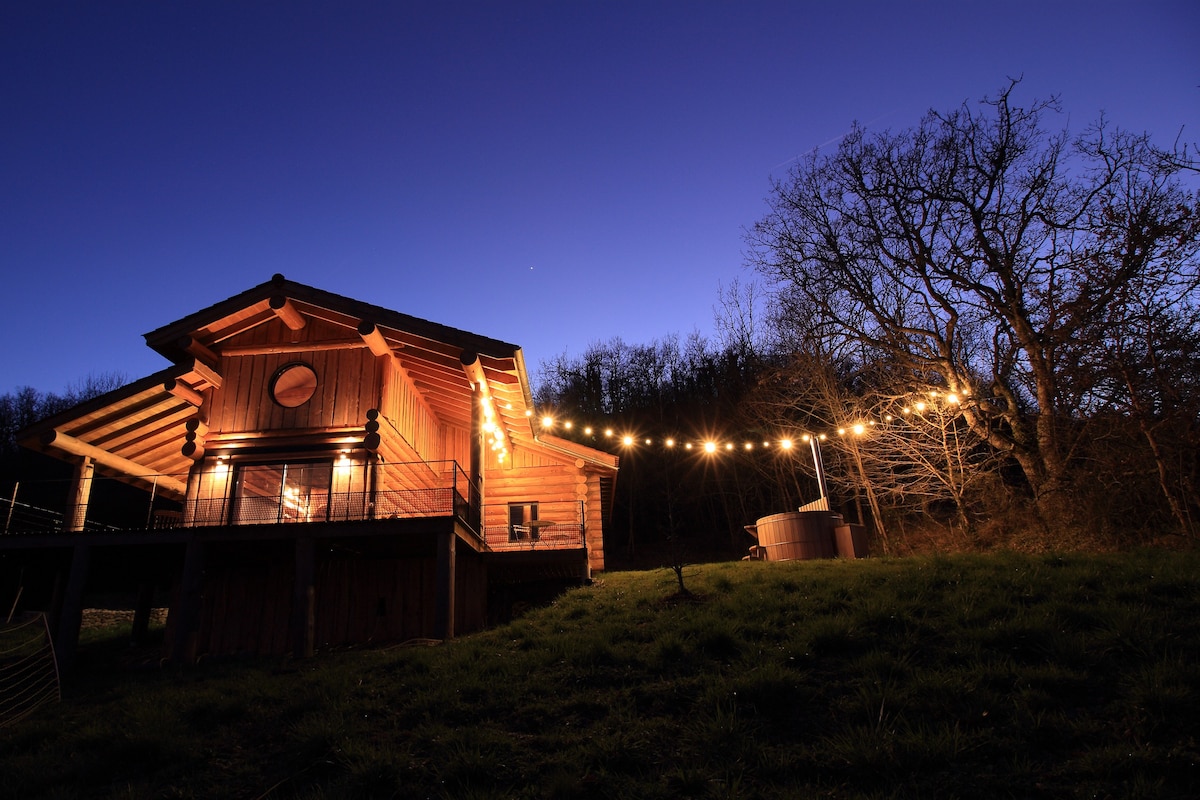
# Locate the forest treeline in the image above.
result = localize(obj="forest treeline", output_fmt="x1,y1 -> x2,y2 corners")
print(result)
0,374 -> 129,483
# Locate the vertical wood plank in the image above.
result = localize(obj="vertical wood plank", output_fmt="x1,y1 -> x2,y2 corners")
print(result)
434,530 -> 455,639
170,539 -> 205,664
53,544 -> 90,674
293,536 -> 315,658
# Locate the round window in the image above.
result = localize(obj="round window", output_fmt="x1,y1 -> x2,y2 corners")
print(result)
270,362 -> 318,408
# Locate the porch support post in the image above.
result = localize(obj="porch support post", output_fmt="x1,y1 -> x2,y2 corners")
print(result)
130,581 -> 156,645
183,462 -> 203,525
292,536 -> 316,658
54,544 -> 91,674
434,530 -> 456,640
67,456 -> 95,532
169,539 -> 205,664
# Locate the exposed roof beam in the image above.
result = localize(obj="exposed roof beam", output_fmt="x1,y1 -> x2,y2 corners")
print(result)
461,351 -> 511,456
177,335 -> 219,367
358,320 -> 393,357
39,430 -> 187,495
219,338 -> 366,357
269,294 -> 307,330
163,377 -> 204,407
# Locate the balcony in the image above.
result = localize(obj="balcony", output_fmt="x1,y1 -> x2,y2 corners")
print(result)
481,501 -> 586,553
1,461 -> 474,536
1,464 -> 588,556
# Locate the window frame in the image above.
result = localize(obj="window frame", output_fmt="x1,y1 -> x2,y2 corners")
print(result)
507,501 -> 539,541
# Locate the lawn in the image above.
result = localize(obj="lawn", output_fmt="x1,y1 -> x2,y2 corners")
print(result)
2,550 -> 1198,799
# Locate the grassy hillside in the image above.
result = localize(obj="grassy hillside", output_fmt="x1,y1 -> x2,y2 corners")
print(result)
3,550 -> 1199,799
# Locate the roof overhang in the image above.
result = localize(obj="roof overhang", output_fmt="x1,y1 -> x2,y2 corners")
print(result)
17,361 -> 221,498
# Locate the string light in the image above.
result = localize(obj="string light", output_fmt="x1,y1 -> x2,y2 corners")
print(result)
527,388 -> 964,457
480,397 -> 509,461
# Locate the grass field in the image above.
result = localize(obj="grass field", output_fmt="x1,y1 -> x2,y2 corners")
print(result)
2,550 -> 1198,799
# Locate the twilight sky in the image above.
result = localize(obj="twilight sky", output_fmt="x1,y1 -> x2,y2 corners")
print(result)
2,1 -> 1197,396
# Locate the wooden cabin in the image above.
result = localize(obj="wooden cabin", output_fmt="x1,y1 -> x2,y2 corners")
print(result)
2,275 -> 618,667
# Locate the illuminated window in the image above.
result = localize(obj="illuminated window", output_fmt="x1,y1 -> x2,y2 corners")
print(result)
233,462 -> 332,524
508,501 -> 539,542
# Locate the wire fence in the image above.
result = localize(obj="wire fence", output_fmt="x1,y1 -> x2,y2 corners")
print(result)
0,613 -> 60,728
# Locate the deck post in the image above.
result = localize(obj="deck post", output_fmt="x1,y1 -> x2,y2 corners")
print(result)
130,581 -> 156,645
434,530 -> 456,639
67,456 -> 94,532
292,535 -> 316,658
54,543 -> 91,674
169,538 -> 205,663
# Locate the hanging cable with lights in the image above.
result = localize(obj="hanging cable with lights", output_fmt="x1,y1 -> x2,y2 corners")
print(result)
526,387 -> 968,458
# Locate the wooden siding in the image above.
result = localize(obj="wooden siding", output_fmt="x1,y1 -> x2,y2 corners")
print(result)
185,462 -> 233,526
182,536 -> 487,656
485,464 -> 588,509
442,425 -> 472,473
379,356 -> 444,462
483,450 -> 607,570
332,457 -> 371,519
508,444 -> 571,470
192,541 -> 294,656
209,347 -> 381,433
315,556 -> 438,647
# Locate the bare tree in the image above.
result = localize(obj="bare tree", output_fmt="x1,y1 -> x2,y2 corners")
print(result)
748,81 -> 1200,524
1,372 -> 129,458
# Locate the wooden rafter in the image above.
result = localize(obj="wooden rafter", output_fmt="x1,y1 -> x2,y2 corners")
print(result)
461,351 -> 511,455
269,294 -> 307,330
358,320 -> 393,357
39,430 -> 187,496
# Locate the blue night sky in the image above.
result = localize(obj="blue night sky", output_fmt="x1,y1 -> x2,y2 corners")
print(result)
2,1 -> 1197,396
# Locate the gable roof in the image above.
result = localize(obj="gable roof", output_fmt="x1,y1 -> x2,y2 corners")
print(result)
18,274 -> 599,494
143,274 -> 523,364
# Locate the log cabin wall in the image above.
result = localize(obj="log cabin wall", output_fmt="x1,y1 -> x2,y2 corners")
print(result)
580,475 -> 606,573
484,443 -> 607,570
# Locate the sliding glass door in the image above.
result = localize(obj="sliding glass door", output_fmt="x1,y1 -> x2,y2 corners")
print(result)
232,462 -> 332,525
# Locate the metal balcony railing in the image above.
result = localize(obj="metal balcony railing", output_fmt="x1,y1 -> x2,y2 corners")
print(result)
178,486 -> 467,527
481,502 -> 586,552
1,461 -> 477,537
2,469 -> 591,556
